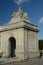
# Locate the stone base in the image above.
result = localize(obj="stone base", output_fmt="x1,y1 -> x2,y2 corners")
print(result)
29,52 -> 40,59
16,52 -> 40,61
1,52 -> 40,61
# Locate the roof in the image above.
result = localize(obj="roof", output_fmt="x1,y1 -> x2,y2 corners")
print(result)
0,7 -> 39,32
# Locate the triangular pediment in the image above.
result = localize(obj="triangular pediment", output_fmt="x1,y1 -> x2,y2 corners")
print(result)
7,7 -> 31,25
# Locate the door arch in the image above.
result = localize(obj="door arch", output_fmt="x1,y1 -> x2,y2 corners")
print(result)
9,37 -> 16,57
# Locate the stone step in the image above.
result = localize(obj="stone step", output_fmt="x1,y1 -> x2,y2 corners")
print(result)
0,57 -> 21,64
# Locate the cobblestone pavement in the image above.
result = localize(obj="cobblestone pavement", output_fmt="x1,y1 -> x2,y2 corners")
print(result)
0,57 -> 43,65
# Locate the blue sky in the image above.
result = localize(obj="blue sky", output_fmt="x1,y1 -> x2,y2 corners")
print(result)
0,0 -> 43,39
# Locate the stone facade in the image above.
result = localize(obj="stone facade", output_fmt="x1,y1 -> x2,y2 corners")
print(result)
0,7 -> 39,60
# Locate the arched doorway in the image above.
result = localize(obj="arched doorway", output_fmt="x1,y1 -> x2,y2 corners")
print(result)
9,37 -> 16,57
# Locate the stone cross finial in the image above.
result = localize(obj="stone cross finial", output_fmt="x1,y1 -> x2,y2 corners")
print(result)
12,6 -> 28,20
18,6 -> 22,13
12,7 -> 22,17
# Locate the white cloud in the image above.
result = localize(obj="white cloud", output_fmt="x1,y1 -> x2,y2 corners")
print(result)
39,17 -> 43,23
14,0 -> 29,5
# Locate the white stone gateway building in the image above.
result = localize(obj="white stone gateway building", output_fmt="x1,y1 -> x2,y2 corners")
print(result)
0,7 -> 39,60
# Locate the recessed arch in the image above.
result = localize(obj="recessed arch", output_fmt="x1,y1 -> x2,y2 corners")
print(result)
9,37 -> 16,57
